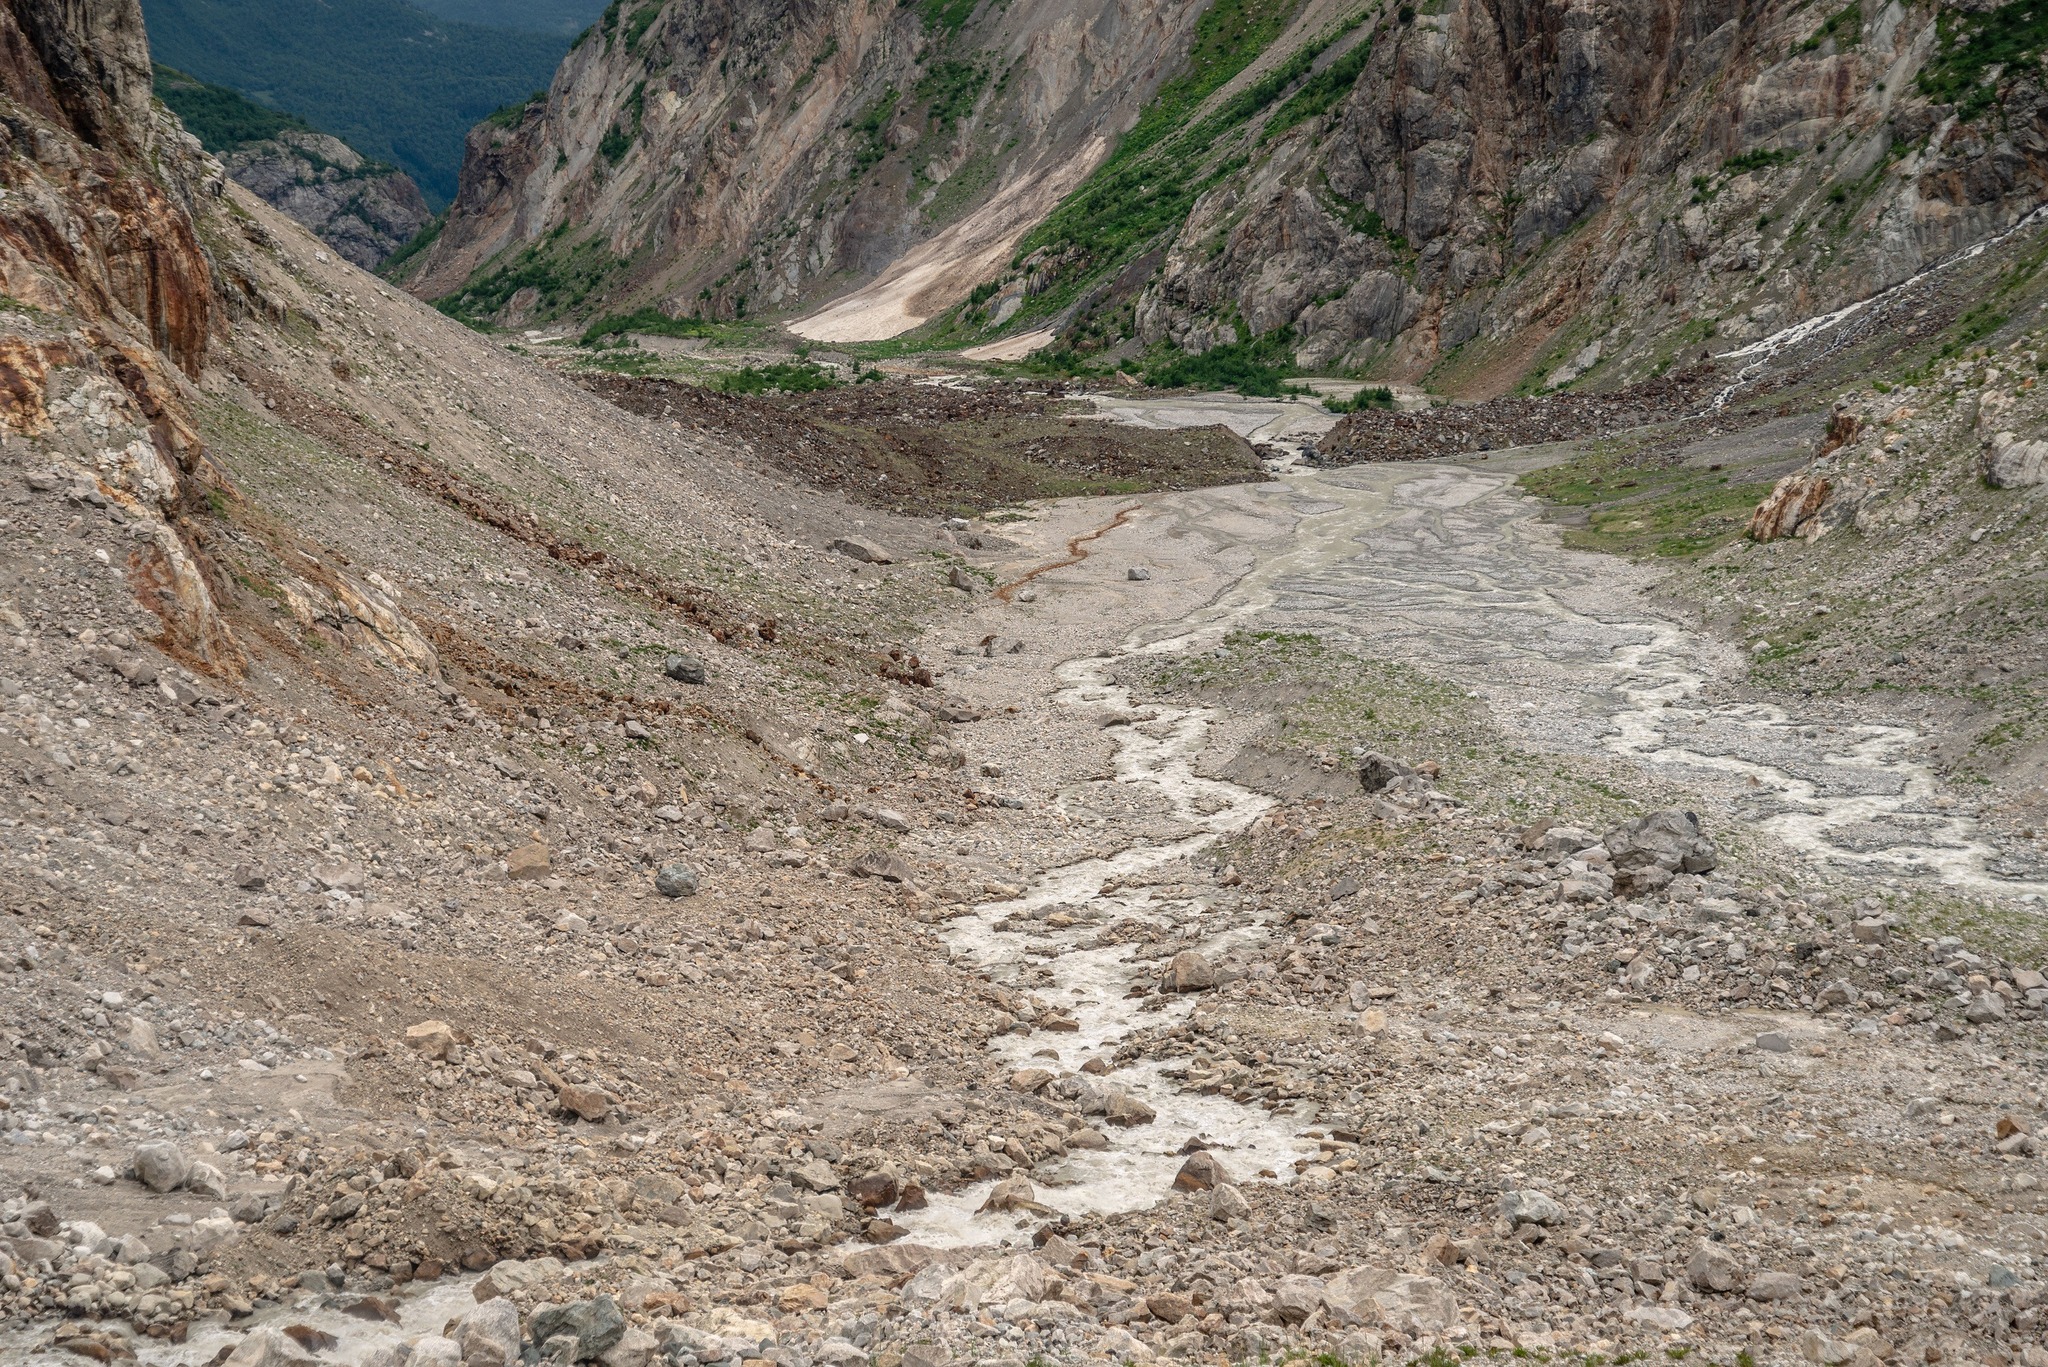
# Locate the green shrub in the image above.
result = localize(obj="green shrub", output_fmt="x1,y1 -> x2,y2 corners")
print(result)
718,362 -> 841,394
1144,327 -> 1299,396
1721,147 -> 1797,174
1797,3 -> 1861,54
578,309 -> 718,346
1919,0 -> 2048,119
1326,385 -> 1394,412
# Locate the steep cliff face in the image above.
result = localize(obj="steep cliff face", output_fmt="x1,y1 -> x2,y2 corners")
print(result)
400,0 -> 1207,331
0,0 -> 236,661
411,0 -> 2048,393
223,131 -> 430,269
1122,0 -> 2048,388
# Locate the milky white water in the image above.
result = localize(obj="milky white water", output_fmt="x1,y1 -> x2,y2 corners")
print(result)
0,1275 -> 484,1366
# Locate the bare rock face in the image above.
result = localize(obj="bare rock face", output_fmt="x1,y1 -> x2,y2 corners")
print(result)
400,0 -> 1206,327
0,0 -> 239,668
1138,0 -> 2048,379
224,132 -> 430,269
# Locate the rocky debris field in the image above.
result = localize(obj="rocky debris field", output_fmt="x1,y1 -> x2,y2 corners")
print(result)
577,375 -> 1268,518
1316,369 -> 1722,464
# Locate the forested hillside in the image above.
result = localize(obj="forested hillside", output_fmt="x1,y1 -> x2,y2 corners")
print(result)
411,0 -> 607,33
140,0 -> 574,202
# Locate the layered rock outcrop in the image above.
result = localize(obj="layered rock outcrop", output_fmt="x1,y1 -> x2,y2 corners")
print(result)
0,0 -> 233,663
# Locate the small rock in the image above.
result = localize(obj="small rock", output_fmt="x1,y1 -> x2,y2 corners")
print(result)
1126,567 -> 1151,581
830,536 -> 895,564
1498,1189 -> 1565,1226
1173,1151 -> 1230,1192
233,867 -> 267,891
133,1141 -> 191,1194
556,1084 -> 611,1123
1755,1030 -> 1792,1053
1687,1242 -> 1743,1293
1160,950 -> 1217,993
851,850 -> 917,883
186,1162 -> 228,1199
978,1175 -> 1042,1213
1747,1270 -> 1802,1301
505,843 -> 550,881
662,655 -> 708,686
452,1297 -> 522,1367
1208,1183 -> 1251,1221
404,1019 -> 459,1061
1358,752 -> 1414,794
654,863 -> 699,897
871,807 -> 912,833
1965,991 -> 2006,1024
527,1297 -> 626,1363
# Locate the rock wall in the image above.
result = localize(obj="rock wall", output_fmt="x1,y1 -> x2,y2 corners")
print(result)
224,131 -> 430,270
1135,0 -> 2048,387
0,0 -> 235,664
399,0 -> 1204,325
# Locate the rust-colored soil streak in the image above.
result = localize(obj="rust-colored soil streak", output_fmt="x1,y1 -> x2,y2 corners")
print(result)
996,504 -> 1141,602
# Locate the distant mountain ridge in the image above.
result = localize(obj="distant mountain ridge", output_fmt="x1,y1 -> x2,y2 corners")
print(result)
140,0 -> 577,203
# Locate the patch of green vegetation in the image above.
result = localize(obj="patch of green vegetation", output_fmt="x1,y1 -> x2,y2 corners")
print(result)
916,59 -> 987,134
717,362 -> 841,395
916,0 -> 979,38
433,226 -> 626,328
1264,28 -> 1373,141
1144,326 -> 1300,396
1325,385 -> 1394,413
1722,147 -> 1797,174
1521,450 -> 1776,560
484,89 -> 548,130
1796,2 -> 1861,54
1919,0 -> 2048,120
1011,0 -> 1303,308
620,1 -> 661,51
848,87 -> 901,175
153,66 -> 313,152
578,308 -> 721,346
377,211 -> 446,279
1944,301 -> 2011,355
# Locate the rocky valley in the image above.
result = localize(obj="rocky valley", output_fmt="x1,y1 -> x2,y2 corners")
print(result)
3,2 -> 2048,1367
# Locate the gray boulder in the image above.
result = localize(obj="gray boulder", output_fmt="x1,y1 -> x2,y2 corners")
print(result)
654,864 -> 699,898
1358,752 -> 1414,793
527,1297 -> 626,1362
133,1141 -> 191,1193
1604,809 -> 1717,894
453,1297 -> 523,1367
662,655 -> 707,686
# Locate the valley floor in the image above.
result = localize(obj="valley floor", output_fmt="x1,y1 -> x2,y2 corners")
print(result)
5,400 -> 2044,1367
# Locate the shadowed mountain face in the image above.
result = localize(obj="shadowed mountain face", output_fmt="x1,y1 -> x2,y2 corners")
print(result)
139,0 -> 578,202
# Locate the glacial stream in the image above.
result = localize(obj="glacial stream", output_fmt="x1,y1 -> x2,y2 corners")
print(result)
893,408 -> 2044,1247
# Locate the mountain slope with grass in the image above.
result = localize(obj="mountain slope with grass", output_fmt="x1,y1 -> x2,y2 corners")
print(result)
408,0 -> 2048,400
